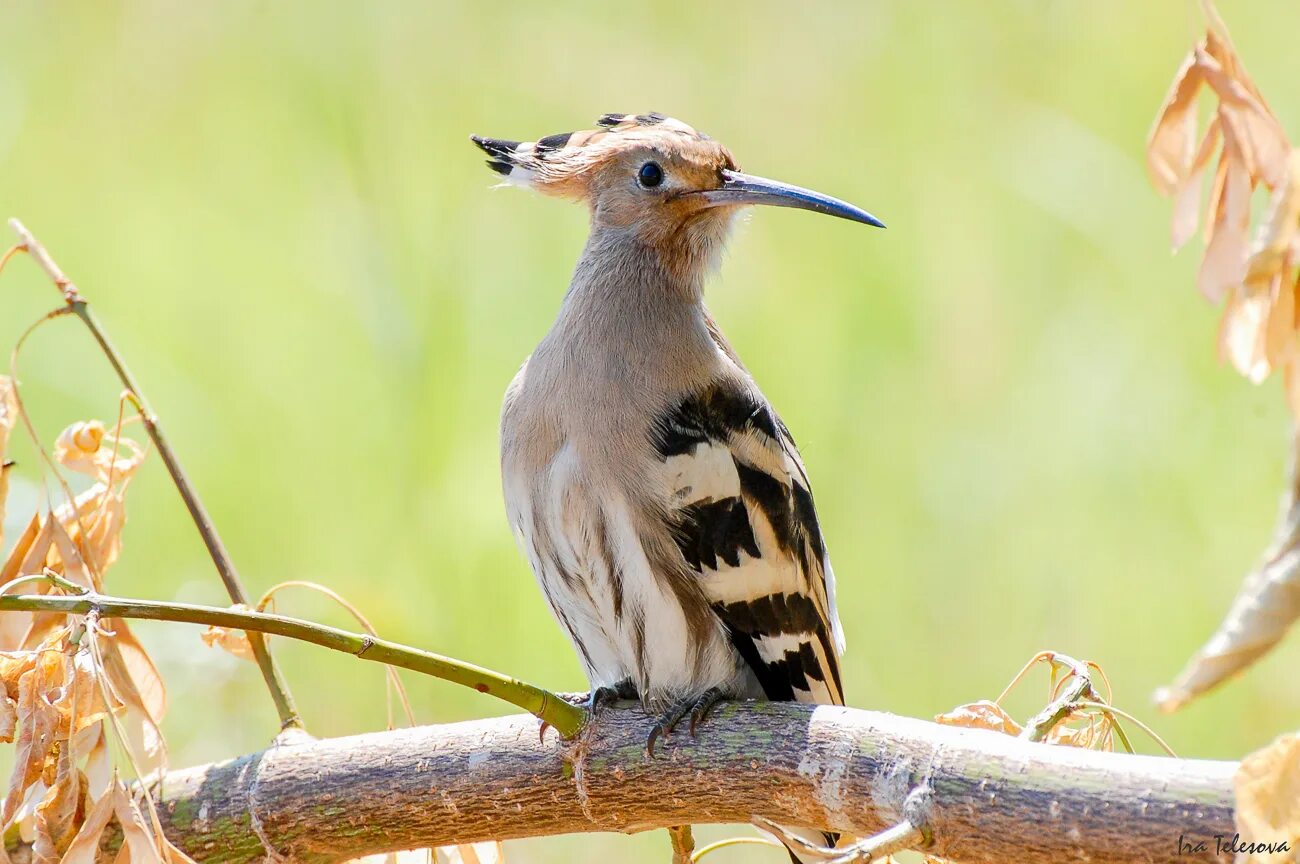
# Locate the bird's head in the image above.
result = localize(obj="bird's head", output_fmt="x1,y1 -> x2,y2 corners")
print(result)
472,113 -> 882,275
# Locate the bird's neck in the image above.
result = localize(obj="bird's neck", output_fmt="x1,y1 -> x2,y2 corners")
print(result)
572,225 -> 712,304
537,226 -> 725,391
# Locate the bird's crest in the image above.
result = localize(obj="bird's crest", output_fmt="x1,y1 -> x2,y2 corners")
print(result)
470,112 -> 724,196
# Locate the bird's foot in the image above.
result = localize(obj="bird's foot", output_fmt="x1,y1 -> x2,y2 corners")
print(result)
586,677 -> 639,714
540,679 -> 638,742
645,686 -> 725,758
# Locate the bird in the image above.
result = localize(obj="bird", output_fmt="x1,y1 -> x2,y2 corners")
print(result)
473,112 -> 883,860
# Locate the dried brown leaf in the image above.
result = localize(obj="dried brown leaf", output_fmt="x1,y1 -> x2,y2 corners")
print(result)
1155,524 -> 1300,712
0,692 -> 17,743
1202,154 -> 1252,303
0,376 -> 16,551
1200,33 -> 1290,190
1219,282 -> 1272,382
0,516 -> 53,652
32,740 -> 85,863
1285,319 -> 1300,419
199,609 -> 257,663
1233,732 -> 1300,863
1247,151 -> 1300,286
102,620 -> 165,728
48,517 -> 95,594
933,700 -> 1022,737
53,421 -> 145,485
1262,269 -> 1295,375
81,725 -> 111,802
1172,117 -> 1223,251
1044,716 -> 1106,750
59,784 -> 115,864
1146,48 -> 1204,195
113,783 -> 161,864
96,625 -> 166,766
3,647 -> 64,826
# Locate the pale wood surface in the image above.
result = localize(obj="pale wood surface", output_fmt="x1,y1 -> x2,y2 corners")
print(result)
9,702 -> 1239,863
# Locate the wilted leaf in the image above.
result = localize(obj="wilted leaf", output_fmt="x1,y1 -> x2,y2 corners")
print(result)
3,647 -> 64,826
1233,732 -> 1300,864
0,516 -> 53,652
1146,48 -> 1204,196
933,700 -> 1022,737
32,737 -> 85,863
200,610 -> 257,663
54,421 -> 145,485
59,783 -> 115,864
81,726 -> 111,803
0,376 -> 16,551
1218,279 -> 1271,382
1044,716 -> 1105,750
1172,117 -> 1222,251
113,782 -> 161,864
1199,32 -> 1290,191
0,692 -> 17,743
1202,153 -> 1252,304
95,625 -> 166,768
1246,152 -> 1300,285
1156,440 -> 1300,712
102,620 -> 166,728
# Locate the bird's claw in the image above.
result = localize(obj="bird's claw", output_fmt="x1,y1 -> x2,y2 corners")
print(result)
645,687 -> 725,758
539,679 -> 638,743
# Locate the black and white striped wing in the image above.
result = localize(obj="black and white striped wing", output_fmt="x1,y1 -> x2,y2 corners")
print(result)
652,384 -> 846,705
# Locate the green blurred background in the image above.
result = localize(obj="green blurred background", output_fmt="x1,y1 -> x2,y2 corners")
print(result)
2,1 -> 1298,860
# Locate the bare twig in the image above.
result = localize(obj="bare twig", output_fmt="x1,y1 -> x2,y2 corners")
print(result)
668,826 -> 695,864
1020,654 -> 1100,743
0,586 -> 587,737
5,217 -> 302,730
1,703 -> 1237,864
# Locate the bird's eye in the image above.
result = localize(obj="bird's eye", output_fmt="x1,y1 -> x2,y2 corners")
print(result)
638,161 -> 664,188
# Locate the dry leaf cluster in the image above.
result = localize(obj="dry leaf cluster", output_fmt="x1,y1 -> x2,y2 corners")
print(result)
1234,733 -> 1300,864
0,384 -> 185,863
1148,8 -> 1300,412
0,373 -> 505,864
934,652 -> 1157,755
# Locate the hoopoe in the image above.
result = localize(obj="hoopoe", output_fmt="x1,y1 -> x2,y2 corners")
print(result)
474,113 -> 882,859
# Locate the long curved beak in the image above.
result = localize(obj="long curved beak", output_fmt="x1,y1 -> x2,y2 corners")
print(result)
696,169 -> 885,228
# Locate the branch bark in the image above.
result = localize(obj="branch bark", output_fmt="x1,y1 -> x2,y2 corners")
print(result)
4,703 -> 1238,864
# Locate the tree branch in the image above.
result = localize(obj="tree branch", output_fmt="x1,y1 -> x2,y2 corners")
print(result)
1,703 -> 1237,864
0,590 -> 587,737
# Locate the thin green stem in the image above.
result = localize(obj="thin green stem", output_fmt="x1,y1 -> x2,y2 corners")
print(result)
6,218 -> 302,731
0,589 -> 587,737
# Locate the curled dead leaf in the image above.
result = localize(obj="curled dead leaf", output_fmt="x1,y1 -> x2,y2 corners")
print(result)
933,700 -> 1022,737
1233,732 -> 1300,864
1146,48 -> 1204,196
1155,479 -> 1300,712
54,420 -> 146,485
200,609 -> 258,663
57,783 -> 115,864
0,376 -> 16,551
